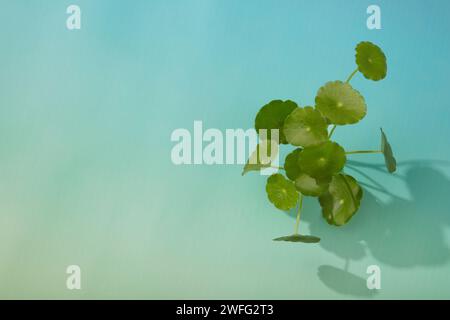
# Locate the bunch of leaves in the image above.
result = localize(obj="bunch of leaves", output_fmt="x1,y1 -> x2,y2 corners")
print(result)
243,41 -> 396,243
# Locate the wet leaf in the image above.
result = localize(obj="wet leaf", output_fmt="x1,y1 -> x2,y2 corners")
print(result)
315,81 -> 367,125
283,106 -> 329,147
265,174 -> 298,211
319,174 -> 363,226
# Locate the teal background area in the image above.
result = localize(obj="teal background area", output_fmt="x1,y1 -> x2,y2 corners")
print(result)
1,0 -> 450,299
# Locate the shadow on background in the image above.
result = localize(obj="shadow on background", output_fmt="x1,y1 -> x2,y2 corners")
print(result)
317,265 -> 377,298
295,160 -> 450,297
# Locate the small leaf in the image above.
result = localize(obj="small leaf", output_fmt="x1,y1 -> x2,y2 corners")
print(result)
265,174 -> 298,211
319,174 -> 363,226
315,81 -> 367,125
380,128 -> 397,173
284,148 -> 302,181
255,100 -> 297,144
355,41 -> 387,81
273,234 -> 321,243
283,106 -> 329,147
297,141 -> 346,180
242,140 -> 279,176
295,173 -> 329,197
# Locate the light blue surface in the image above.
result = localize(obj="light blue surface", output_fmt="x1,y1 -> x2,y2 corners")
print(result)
0,0 -> 450,299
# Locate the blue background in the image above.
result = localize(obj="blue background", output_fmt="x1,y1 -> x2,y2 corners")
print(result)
0,0 -> 449,299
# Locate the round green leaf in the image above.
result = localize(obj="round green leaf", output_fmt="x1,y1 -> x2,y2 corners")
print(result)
285,148 -> 329,196
297,141 -> 346,180
284,148 -> 302,181
355,41 -> 387,81
295,173 -> 329,197
319,174 -> 363,226
265,174 -> 298,211
283,106 -> 329,147
315,81 -> 367,125
380,128 -> 397,173
273,234 -> 320,243
255,100 -> 297,144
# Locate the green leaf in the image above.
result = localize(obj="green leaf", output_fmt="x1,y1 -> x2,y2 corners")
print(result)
242,140 -> 279,176
297,141 -> 346,180
283,106 -> 329,147
284,148 -> 302,181
355,41 -> 387,81
295,173 -> 329,197
319,174 -> 363,226
265,174 -> 298,211
273,234 -> 321,243
285,148 -> 329,196
315,81 -> 367,125
255,100 -> 297,144
380,128 -> 397,173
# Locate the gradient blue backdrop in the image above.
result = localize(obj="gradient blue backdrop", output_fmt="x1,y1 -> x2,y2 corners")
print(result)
1,0 -> 449,299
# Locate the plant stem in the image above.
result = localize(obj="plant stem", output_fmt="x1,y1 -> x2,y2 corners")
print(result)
270,166 -> 285,170
345,68 -> 359,83
345,150 -> 382,155
328,125 -> 337,138
294,193 -> 304,235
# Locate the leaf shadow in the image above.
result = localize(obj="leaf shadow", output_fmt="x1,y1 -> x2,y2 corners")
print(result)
317,265 -> 377,298
293,159 -> 450,296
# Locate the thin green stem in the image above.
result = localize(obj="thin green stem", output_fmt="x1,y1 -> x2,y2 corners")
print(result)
345,68 -> 359,83
294,193 -> 304,235
328,125 -> 337,138
345,150 -> 382,155
270,166 -> 285,170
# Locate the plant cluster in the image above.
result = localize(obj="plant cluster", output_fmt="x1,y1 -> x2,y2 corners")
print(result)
243,41 -> 396,243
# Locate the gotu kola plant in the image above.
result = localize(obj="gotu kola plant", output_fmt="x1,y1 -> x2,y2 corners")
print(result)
243,41 -> 396,243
